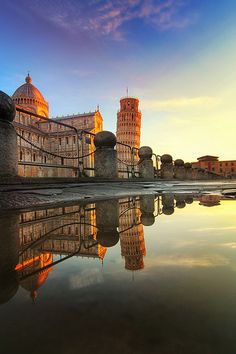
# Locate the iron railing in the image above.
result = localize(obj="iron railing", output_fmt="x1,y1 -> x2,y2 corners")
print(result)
14,106 -> 150,179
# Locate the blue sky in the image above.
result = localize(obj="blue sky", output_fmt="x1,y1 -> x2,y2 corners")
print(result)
1,0 -> 236,160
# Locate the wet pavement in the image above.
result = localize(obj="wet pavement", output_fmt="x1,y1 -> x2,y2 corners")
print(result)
0,180 -> 236,210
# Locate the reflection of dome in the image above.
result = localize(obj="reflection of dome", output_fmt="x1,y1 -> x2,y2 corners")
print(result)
20,268 -> 51,302
18,253 -> 52,301
12,74 -> 49,117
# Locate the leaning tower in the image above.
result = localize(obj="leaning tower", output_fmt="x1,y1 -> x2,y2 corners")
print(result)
116,96 -> 141,171
119,198 -> 146,271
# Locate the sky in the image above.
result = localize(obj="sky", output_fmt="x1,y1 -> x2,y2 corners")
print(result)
0,0 -> 236,161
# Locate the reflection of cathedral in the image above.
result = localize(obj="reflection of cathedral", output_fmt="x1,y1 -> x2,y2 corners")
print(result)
119,198 -> 146,271
1,194 -> 228,304
12,74 -> 103,177
16,204 -> 106,299
16,253 -> 52,301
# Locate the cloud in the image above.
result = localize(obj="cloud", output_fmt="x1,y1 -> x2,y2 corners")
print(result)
189,226 -> 236,233
141,96 -> 221,112
147,254 -> 230,268
23,0 -> 196,40
70,268 -> 103,289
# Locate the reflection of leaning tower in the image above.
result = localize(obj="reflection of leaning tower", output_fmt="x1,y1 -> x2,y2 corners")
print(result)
116,96 -> 142,175
119,198 -> 146,271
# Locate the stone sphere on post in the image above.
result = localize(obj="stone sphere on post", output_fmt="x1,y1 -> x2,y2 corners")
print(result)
94,131 -> 118,178
184,162 -> 192,169
160,154 -> 174,179
161,154 -> 173,164
0,91 -> 16,123
138,146 -> 153,160
94,131 -> 117,149
184,162 -> 193,180
138,146 -> 154,179
174,158 -> 186,180
174,159 -> 184,167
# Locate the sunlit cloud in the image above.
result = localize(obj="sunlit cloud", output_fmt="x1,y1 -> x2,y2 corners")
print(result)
147,254 -> 230,268
142,96 -> 221,112
21,0 -> 197,40
189,226 -> 236,233
221,242 -> 236,249
70,268 -> 103,289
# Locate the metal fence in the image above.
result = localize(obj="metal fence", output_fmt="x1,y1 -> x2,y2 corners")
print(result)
14,106 -> 148,179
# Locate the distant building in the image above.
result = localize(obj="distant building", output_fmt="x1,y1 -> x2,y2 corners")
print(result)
12,74 -> 103,177
116,96 -> 141,175
192,155 -> 236,178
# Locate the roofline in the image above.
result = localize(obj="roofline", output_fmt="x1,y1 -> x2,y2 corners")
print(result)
53,111 -> 99,120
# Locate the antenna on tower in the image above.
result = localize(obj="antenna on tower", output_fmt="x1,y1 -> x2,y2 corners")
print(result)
126,87 -> 129,97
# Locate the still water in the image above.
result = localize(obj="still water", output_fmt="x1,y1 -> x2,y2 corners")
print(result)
0,194 -> 236,354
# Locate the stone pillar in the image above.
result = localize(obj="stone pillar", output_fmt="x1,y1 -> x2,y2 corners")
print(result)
185,195 -> 194,204
0,91 -> 18,177
138,146 -> 154,179
174,194 -> 186,209
96,200 -> 120,247
94,131 -> 118,178
0,212 -> 19,305
192,168 -> 199,180
184,162 -> 193,180
174,159 -> 186,180
198,168 -> 206,180
162,194 -> 175,215
140,195 -> 155,226
160,154 -> 174,179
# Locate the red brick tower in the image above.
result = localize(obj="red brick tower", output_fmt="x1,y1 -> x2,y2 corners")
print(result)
116,96 -> 141,167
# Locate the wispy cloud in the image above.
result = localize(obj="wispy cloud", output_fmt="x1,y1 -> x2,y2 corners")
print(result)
70,268 -> 103,289
189,226 -> 236,233
147,254 -> 230,268
24,0 -> 197,40
142,96 -> 221,112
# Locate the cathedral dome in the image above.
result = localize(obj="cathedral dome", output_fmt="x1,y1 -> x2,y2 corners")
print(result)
12,74 -> 49,117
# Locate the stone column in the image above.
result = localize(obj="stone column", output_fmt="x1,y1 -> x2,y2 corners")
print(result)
138,146 -> 154,179
96,199 -> 120,248
174,159 -> 186,180
0,212 -> 19,305
192,168 -> 199,180
184,162 -> 193,180
140,195 -> 155,226
174,194 -> 186,209
184,195 -> 194,204
160,154 -> 174,179
162,194 -> 175,215
94,131 -> 118,178
0,91 -> 18,177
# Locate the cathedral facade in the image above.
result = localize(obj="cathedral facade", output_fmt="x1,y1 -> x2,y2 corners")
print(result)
12,74 -> 103,177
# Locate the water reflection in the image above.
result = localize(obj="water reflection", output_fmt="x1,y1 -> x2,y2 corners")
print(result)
0,193 -> 230,305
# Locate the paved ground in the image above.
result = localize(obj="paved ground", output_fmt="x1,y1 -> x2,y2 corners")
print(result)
0,179 -> 236,211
